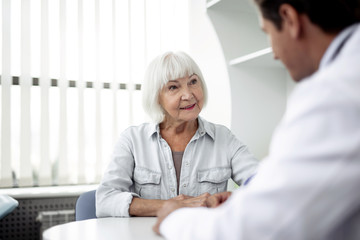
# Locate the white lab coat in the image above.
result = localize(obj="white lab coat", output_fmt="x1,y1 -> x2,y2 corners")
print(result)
159,23 -> 360,240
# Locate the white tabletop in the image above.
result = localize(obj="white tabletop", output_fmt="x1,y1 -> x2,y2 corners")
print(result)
43,217 -> 164,240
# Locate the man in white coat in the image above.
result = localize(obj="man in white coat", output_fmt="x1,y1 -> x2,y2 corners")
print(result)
153,0 -> 360,239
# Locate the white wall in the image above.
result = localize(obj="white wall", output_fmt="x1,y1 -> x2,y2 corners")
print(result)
229,65 -> 288,159
188,0 -> 232,128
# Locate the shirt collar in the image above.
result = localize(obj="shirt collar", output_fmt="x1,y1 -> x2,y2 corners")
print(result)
320,23 -> 359,69
146,116 -> 215,141
147,122 -> 160,139
197,116 -> 215,140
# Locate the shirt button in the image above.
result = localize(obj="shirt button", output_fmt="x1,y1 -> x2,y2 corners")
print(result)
171,188 -> 175,192
185,162 -> 189,166
183,184 -> 187,188
168,165 -> 173,170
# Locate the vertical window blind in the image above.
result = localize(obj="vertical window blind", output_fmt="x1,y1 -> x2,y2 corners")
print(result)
0,0 -> 189,188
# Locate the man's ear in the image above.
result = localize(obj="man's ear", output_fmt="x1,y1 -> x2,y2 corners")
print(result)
279,4 -> 302,39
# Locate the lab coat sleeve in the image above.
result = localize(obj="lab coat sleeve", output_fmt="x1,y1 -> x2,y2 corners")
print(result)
159,77 -> 360,240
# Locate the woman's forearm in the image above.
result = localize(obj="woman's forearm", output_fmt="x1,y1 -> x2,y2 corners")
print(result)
129,197 -> 166,216
129,193 -> 210,216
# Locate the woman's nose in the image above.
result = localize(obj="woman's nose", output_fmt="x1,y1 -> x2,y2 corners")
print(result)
181,88 -> 193,100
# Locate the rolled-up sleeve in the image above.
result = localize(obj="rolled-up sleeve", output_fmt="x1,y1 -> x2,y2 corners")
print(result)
227,131 -> 259,186
96,134 -> 140,217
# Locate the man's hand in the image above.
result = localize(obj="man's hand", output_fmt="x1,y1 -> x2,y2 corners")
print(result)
206,191 -> 232,208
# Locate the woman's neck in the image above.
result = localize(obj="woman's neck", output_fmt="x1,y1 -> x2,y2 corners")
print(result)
160,118 -> 198,135
159,119 -> 198,152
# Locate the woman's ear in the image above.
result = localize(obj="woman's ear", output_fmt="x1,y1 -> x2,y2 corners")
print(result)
279,3 -> 302,39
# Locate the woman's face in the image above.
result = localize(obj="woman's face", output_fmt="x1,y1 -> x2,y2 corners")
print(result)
159,74 -> 204,125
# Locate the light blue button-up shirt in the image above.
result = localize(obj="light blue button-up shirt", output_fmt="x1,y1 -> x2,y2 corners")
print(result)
96,116 -> 258,217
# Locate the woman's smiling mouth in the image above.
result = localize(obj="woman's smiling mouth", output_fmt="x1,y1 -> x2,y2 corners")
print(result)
180,103 -> 196,110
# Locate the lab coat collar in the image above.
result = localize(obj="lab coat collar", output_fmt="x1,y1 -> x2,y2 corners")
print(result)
320,23 -> 360,69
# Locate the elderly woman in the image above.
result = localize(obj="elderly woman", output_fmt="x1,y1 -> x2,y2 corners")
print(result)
96,51 -> 258,217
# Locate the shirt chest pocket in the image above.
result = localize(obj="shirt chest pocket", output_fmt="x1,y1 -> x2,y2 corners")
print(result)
197,168 -> 231,195
133,167 -> 161,199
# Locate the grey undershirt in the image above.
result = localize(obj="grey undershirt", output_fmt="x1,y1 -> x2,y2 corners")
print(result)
171,151 -> 184,194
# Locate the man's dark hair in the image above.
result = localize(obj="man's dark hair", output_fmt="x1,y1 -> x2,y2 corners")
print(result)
254,0 -> 360,33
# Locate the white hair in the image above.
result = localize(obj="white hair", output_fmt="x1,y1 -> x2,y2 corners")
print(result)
142,51 -> 208,123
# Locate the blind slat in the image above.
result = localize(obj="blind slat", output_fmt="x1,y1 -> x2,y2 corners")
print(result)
39,0 -> 52,186
77,0 -> 86,184
19,0 -> 33,187
128,0 -> 133,125
95,0 -> 102,182
58,0 -> 68,185
1,0 -> 13,187
111,0 -> 118,144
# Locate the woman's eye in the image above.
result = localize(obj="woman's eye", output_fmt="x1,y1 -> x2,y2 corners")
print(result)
190,79 -> 197,85
169,85 -> 177,90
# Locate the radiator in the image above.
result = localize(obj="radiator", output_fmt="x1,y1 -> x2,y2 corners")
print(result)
0,196 -> 77,240
36,209 -> 75,239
